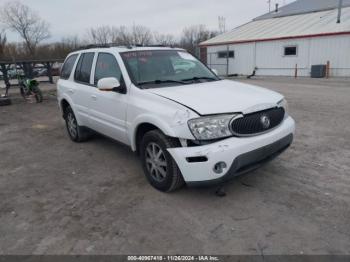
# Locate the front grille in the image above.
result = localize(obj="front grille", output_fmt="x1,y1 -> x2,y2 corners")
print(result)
231,107 -> 285,136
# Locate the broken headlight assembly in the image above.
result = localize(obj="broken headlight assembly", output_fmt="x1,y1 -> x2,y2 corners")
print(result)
188,114 -> 237,140
278,98 -> 289,119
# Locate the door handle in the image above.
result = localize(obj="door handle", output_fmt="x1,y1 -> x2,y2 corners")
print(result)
91,95 -> 97,101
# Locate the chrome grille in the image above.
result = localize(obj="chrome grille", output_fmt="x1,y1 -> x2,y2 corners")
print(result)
231,107 -> 285,136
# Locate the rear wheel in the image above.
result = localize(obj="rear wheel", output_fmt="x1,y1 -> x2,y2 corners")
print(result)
33,87 -> 43,103
140,130 -> 185,192
64,105 -> 91,142
0,97 -> 11,106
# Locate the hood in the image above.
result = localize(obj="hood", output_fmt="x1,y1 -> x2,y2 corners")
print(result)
146,80 -> 283,115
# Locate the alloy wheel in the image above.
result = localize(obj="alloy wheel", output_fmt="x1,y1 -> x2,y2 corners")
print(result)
67,112 -> 77,138
145,142 -> 167,182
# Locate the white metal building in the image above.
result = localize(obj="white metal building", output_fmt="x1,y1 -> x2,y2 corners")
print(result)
199,0 -> 350,77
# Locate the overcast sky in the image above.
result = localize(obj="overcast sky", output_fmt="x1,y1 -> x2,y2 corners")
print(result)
0,0 -> 294,42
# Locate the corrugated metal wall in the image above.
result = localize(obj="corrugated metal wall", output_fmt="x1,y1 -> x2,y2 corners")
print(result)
206,35 -> 350,77
309,35 -> 350,77
207,44 -> 255,75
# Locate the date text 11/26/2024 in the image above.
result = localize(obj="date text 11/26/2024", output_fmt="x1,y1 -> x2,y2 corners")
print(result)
127,255 -> 220,261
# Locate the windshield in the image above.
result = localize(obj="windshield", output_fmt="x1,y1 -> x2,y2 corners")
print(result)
121,50 -> 220,88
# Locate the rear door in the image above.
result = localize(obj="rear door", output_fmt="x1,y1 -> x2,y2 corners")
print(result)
72,52 -> 96,126
88,52 -> 129,145
58,53 -> 78,107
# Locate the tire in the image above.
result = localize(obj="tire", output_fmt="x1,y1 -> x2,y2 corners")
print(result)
19,87 -> 26,100
33,87 -> 43,103
140,130 -> 185,192
0,97 -> 12,106
64,105 -> 91,142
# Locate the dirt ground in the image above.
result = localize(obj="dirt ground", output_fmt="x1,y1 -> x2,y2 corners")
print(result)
0,77 -> 349,255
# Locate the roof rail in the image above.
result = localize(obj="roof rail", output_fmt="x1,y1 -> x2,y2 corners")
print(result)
76,43 -> 132,50
76,43 -> 176,51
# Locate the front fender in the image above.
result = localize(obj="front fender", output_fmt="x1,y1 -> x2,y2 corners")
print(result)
129,114 -> 180,151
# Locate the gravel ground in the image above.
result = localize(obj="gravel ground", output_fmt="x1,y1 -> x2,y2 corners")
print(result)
0,77 -> 349,255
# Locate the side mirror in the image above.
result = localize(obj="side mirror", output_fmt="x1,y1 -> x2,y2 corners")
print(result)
211,68 -> 219,76
97,77 -> 122,92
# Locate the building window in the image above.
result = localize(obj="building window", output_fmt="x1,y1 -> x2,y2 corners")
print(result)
284,46 -> 297,56
217,50 -> 234,59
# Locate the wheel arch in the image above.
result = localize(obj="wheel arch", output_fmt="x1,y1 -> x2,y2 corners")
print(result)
60,99 -> 70,118
59,96 -> 83,126
131,118 -> 178,153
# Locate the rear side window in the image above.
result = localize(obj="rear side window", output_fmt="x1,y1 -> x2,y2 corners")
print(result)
60,54 -> 78,79
74,53 -> 95,84
94,53 -> 122,85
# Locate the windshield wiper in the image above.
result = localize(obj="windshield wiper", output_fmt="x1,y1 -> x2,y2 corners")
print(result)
138,79 -> 188,87
181,76 -> 218,82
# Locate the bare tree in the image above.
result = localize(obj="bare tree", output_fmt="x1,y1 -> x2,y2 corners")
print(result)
153,32 -> 176,46
46,36 -> 82,58
86,25 -> 114,45
0,30 -> 7,58
0,1 -> 50,56
111,26 -> 133,46
61,36 -> 82,50
180,25 -> 217,55
131,25 -> 153,46
86,25 -> 153,46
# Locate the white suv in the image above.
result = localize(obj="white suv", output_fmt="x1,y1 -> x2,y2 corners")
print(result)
57,46 -> 295,192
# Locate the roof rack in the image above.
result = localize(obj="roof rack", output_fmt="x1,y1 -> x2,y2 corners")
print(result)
76,43 -> 176,51
76,43 -> 132,50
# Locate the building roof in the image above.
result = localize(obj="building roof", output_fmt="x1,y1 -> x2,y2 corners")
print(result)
255,0 -> 350,20
200,3 -> 350,46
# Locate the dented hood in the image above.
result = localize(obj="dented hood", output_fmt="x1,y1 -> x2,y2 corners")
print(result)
147,80 -> 283,115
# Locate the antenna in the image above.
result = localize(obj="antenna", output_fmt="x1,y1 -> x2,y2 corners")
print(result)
218,16 -> 226,33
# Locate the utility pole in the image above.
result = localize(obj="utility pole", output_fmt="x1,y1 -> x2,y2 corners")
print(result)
337,0 -> 343,23
218,16 -> 226,33
267,0 -> 272,12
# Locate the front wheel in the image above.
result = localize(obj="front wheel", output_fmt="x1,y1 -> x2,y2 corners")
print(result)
140,130 -> 185,192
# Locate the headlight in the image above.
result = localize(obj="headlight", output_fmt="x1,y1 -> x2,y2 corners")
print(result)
188,114 -> 236,140
278,98 -> 289,118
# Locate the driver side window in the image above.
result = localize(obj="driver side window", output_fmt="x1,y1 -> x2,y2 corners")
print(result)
94,53 -> 123,85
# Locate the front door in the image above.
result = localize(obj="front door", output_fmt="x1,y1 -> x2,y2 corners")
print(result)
89,52 -> 129,145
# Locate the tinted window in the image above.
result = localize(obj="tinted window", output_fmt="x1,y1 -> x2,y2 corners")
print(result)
218,51 -> 234,58
284,46 -> 297,56
74,53 -> 94,84
94,53 -> 122,85
60,54 -> 78,79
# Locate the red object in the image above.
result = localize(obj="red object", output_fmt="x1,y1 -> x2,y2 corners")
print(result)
199,31 -> 350,47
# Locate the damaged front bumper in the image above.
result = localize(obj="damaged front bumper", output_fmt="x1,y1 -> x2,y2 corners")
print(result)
167,116 -> 295,186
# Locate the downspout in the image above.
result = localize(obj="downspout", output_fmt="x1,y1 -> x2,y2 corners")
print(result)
226,45 -> 229,76
254,42 -> 257,73
337,0 -> 343,23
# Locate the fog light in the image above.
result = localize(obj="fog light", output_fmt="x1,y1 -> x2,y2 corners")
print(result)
213,162 -> 227,174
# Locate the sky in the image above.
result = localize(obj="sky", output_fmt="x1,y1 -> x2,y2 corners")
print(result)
0,0 -> 294,43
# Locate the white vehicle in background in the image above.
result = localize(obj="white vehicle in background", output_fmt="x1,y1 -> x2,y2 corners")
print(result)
57,45 -> 295,192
